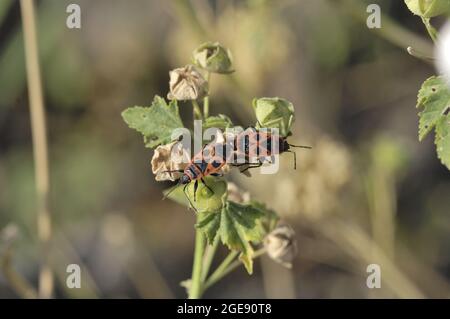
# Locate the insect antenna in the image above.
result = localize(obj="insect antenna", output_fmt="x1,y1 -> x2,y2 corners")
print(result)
288,144 -> 312,149
162,169 -> 184,179
286,150 -> 297,170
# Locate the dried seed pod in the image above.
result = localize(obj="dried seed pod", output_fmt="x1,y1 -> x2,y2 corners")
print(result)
192,42 -> 233,74
151,141 -> 190,181
167,65 -> 208,101
264,224 -> 297,268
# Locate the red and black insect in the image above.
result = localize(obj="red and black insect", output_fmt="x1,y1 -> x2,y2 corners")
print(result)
165,142 -> 229,207
230,127 -> 311,173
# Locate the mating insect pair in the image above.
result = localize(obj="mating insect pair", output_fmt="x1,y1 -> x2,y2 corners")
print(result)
164,128 -> 311,208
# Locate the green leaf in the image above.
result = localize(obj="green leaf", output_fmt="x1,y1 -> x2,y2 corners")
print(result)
417,76 -> 450,170
121,95 -> 184,148
249,200 -> 279,234
196,201 -> 266,274
417,76 -> 450,141
196,212 -> 221,244
404,0 -> 450,18
436,115 -> 450,169
203,114 -> 234,131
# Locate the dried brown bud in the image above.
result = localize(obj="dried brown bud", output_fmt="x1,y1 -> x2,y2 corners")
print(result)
264,224 -> 297,268
167,65 -> 208,101
151,141 -> 190,181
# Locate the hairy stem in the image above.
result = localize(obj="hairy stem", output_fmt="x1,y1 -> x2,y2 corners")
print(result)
188,228 -> 205,299
20,0 -> 53,299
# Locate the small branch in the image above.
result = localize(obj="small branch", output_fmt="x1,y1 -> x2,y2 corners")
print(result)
337,0 -> 434,59
20,0 -> 53,298
1,237 -> 38,299
201,235 -> 220,282
203,250 -> 238,291
203,248 -> 267,292
421,17 -> 438,43
407,46 -> 435,62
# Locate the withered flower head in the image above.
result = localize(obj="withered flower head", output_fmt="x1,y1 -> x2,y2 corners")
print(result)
151,141 -> 190,181
167,65 -> 208,101
264,224 -> 297,268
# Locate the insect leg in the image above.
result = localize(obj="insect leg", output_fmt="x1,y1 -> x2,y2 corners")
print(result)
200,177 -> 214,194
183,183 -> 198,213
239,162 -> 263,173
193,180 -> 198,202
162,169 -> 184,179
286,151 -> 296,170
210,173 -> 222,177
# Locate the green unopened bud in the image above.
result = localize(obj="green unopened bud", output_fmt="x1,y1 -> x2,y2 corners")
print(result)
253,97 -> 295,137
404,0 -> 450,18
167,65 -> 208,101
192,42 -> 234,74
185,176 -> 227,213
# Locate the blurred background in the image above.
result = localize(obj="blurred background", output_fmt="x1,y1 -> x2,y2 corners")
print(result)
0,0 -> 449,298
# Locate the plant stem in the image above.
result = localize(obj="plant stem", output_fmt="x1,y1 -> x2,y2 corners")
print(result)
421,17 -> 438,43
337,0 -> 434,61
203,72 -> 210,118
188,228 -> 205,299
1,246 -> 38,299
20,0 -> 53,299
201,235 -> 220,282
203,250 -> 238,291
192,100 -> 203,120
203,248 -> 266,291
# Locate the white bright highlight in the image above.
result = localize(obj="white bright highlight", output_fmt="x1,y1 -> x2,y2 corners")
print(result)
436,21 -> 450,85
